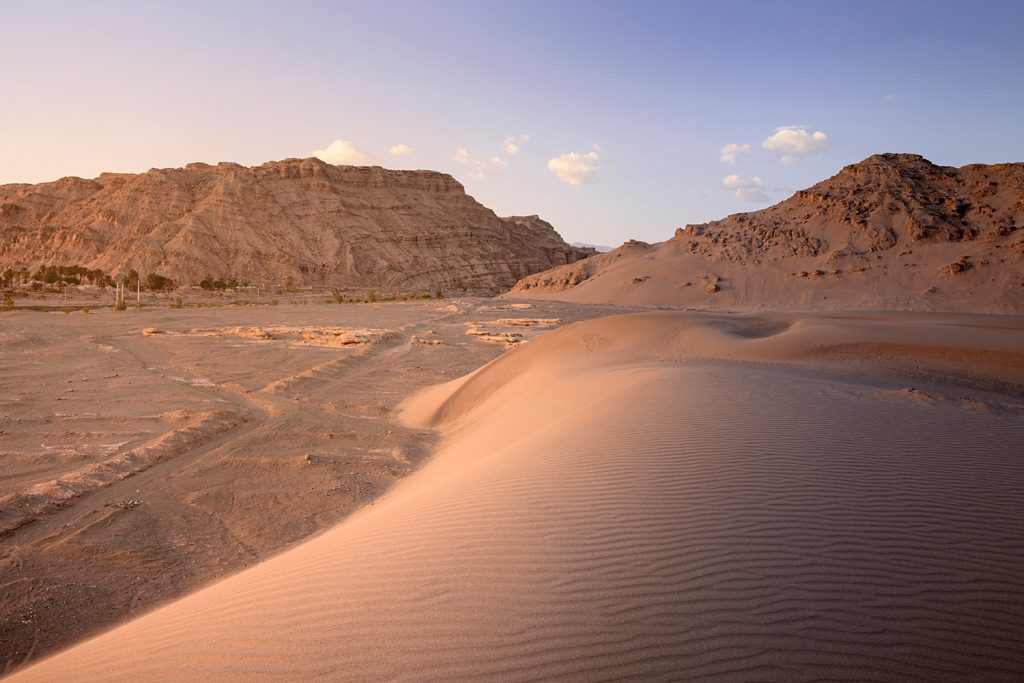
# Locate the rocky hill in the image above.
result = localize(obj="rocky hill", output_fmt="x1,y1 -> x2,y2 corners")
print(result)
0,158 -> 592,294
511,154 -> 1024,312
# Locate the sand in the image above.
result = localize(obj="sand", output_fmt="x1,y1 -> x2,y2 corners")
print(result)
0,297 -> 625,673
7,310 -> 1024,681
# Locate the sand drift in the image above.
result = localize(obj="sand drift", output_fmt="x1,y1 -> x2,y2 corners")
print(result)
8,311 -> 1024,681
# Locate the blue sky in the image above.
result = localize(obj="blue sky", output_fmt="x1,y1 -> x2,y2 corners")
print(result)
2,1 -> 1023,245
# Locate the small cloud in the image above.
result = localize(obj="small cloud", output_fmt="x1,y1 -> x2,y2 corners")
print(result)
389,144 -> 413,156
761,126 -> 831,164
719,143 -> 751,164
454,148 -> 488,181
721,174 -> 769,203
313,140 -> 369,165
547,151 -> 600,186
592,142 -> 602,152
504,134 -> 530,155
490,156 -> 509,168
882,93 -> 905,102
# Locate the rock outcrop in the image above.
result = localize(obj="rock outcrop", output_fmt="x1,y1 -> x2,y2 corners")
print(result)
510,154 -> 1024,312
0,158 -> 591,294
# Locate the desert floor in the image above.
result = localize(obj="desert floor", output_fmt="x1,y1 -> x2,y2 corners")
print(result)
3,304 -> 1024,681
0,297 -> 629,674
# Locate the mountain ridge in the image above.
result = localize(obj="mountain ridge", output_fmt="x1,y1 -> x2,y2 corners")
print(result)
0,157 -> 593,294
510,153 -> 1024,312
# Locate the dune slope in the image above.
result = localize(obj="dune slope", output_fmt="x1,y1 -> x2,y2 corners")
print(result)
9,312 -> 1024,681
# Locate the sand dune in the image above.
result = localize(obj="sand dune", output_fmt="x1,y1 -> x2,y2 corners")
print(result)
8,312 -> 1024,681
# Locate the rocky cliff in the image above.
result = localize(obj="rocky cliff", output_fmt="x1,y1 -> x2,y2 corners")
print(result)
0,158 -> 591,293
511,154 -> 1024,312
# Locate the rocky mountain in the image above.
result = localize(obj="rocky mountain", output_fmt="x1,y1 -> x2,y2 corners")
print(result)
570,241 -> 614,253
511,154 -> 1024,312
0,158 -> 592,294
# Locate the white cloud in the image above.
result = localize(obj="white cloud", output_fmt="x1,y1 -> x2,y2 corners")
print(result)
547,152 -> 600,186
719,143 -> 751,164
389,144 -> 413,156
504,134 -> 530,155
453,148 -> 489,181
721,174 -> 769,203
761,126 -> 831,164
313,140 -> 369,165
490,156 -> 509,168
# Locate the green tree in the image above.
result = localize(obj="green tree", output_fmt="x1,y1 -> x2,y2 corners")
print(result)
124,269 -> 140,289
146,272 -> 174,291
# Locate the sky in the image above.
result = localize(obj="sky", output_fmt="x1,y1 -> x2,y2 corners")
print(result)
2,0 -> 1023,246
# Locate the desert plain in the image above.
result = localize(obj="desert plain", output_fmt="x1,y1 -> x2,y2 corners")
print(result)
2,295 -> 1023,681
0,296 -> 626,673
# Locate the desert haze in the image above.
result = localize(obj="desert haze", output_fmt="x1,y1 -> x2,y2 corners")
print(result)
3,3 -> 1024,679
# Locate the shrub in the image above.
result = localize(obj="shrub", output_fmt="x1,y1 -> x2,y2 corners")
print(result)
434,290 -> 444,299
61,306 -> 74,314
82,307 -> 91,314
270,298 -> 279,306
114,299 -> 127,311
169,297 -> 183,309
146,273 -> 175,291
2,295 -> 14,311
199,275 -> 228,291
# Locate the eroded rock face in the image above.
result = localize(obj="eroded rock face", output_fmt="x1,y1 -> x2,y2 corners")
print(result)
0,158 -> 591,294
678,154 -> 1023,260
510,154 -> 1024,312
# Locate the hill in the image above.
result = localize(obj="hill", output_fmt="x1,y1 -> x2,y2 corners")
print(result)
510,154 -> 1024,312
0,158 -> 591,294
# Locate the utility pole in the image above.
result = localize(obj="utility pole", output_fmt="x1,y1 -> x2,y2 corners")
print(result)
137,278 -> 141,304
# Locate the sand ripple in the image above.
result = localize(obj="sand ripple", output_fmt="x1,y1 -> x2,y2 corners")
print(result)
9,313 -> 1024,681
